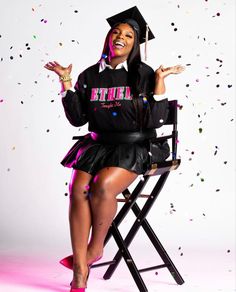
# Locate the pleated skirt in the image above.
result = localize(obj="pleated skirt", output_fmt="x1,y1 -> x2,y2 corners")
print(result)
61,133 -> 169,175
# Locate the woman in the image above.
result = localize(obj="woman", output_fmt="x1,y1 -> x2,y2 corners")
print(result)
45,8 -> 184,292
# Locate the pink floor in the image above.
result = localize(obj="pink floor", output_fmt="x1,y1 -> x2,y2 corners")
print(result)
0,246 -> 235,292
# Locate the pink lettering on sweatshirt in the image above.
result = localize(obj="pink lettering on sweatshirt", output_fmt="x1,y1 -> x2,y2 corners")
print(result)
90,86 -> 133,101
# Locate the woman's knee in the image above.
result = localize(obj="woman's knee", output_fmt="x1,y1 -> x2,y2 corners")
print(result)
69,170 -> 92,202
69,183 -> 90,201
90,178 -> 114,200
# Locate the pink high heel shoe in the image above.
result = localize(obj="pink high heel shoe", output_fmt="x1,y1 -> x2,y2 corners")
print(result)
60,254 -> 102,270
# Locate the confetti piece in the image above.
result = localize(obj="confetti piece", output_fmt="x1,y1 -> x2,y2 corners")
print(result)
46,129 -> 50,132
93,175 -> 99,183
64,193 -> 68,196
142,97 -> 148,103
216,189 -> 220,192
85,185 -> 90,190
74,10 -> 78,13
198,128 -> 203,133
227,250 -> 230,253
0,99 -> 3,103
112,111 -> 117,116
200,178 -> 204,182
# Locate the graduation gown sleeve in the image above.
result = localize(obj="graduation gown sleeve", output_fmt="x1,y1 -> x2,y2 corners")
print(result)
61,72 -> 88,127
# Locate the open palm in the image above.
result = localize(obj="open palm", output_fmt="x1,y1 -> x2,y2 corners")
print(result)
156,64 -> 185,79
44,61 -> 72,77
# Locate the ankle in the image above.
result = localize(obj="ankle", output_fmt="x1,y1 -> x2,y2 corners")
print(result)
87,247 -> 103,264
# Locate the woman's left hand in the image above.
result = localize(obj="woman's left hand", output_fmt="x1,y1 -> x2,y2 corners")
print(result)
155,64 -> 185,79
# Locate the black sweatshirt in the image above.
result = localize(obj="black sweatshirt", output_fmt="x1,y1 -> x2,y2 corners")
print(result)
62,62 -> 169,132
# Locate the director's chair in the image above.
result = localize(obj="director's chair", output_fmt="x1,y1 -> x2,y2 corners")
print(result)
73,100 -> 184,292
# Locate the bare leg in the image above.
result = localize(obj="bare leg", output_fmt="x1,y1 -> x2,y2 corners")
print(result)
87,167 -> 138,260
69,169 -> 93,288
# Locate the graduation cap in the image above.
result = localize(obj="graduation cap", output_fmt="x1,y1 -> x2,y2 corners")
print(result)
106,6 -> 155,60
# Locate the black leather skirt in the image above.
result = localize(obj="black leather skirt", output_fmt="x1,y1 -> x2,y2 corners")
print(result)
61,129 -> 169,175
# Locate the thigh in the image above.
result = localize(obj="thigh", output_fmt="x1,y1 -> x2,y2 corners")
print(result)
90,167 -> 138,197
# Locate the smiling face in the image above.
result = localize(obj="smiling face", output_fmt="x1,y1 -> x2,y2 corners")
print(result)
109,23 -> 135,61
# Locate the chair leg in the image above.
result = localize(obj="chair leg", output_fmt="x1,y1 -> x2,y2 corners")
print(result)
131,202 -> 184,285
103,176 -> 150,246
104,222 -> 148,292
103,172 -> 169,280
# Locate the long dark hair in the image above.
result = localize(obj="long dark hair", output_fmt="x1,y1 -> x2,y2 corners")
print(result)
100,23 -> 149,129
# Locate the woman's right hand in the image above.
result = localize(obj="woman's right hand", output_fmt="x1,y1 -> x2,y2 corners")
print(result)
44,61 -> 72,77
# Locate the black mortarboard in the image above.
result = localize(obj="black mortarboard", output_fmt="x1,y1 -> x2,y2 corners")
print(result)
106,6 -> 155,45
